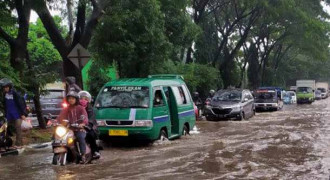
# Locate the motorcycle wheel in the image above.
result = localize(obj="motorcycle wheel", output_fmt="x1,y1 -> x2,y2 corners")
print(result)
52,153 -> 59,165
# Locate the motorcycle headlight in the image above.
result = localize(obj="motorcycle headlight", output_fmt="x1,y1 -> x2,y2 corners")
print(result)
135,120 -> 153,127
56,126 -> 67,137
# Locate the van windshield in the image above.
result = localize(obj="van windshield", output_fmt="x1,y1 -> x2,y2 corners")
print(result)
95,86 -> 150,108
255,91 -> 276,100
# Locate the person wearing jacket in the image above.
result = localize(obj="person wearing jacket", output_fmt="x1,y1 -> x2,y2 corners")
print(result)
78,91 -> 100,159
57,91 -> 88,163
1,78 -> 27,149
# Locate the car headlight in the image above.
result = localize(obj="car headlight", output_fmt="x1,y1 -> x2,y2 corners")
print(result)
97,120 -> 106,126
56,126 -> 67,137
135,120 -> 153,127
232,105 -> 241,111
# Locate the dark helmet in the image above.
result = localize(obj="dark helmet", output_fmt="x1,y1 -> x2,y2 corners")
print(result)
66,91 -> 79,99
0,78 -> 13,88
66,91 -> 79,104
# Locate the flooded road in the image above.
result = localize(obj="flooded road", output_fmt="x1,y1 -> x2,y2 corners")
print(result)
2,99 -> 330,179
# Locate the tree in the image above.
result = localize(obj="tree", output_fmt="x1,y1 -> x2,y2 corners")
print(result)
91,0 -> 171,78
32,0 -> 105,88
23,18 -> 63,128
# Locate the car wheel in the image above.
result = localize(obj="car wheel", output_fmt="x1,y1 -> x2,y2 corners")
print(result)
236,111 -> 245,121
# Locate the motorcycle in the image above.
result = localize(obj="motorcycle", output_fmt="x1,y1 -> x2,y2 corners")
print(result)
0,111 -> 13,150
51,115 -> 92,166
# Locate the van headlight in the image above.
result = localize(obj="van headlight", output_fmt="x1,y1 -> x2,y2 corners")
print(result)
135,120 -> 153,127
56,126 -> 67,137
97,120 -> 106,126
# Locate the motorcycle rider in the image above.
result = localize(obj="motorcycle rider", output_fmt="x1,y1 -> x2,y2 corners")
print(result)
1,78 -> 27,149
193,92 -> 202,105
57,91 -> 88,163
78,91 -> 100,159
208,89 -> 216,99
65,76 -> 82,93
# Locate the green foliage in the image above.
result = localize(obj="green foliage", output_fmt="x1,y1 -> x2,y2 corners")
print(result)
87,61 -> 112,97
92,0 -> 171,78
150,60 -> 222,97
24,18 -> 62,90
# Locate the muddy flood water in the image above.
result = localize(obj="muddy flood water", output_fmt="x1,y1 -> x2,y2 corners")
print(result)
2,99 -> 330,180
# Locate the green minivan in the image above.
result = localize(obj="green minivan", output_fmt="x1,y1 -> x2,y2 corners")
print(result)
94,75 -> 196,141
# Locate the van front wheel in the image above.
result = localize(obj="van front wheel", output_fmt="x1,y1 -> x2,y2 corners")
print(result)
158,129 -> 168,141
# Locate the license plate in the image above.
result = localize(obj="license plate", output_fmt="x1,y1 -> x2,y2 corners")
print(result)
53,147 -> 67,153
109,130 -> 128,136
45,104 -> 56,109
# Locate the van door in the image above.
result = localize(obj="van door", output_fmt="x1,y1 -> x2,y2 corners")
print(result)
152,88 -> 170,136
164,87 -> 180,135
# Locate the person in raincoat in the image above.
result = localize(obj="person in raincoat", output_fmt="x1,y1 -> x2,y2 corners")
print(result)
0,78 -> 27,149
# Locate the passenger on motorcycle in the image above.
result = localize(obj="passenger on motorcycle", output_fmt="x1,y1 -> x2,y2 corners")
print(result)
78,91 -> 100,159
57,91 -> 88,163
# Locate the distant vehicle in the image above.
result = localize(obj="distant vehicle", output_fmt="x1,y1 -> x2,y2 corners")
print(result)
204,89 -> 255,121
25,82 -> 67,120
40,88 -> 66,120
315,90 -> 322,100
287,91 -> 297,104
316,82 -> 329,99
290,86 -> 297,92
254,88 -> 283,111
296,80 -> 315,104
95,74 -> 196,141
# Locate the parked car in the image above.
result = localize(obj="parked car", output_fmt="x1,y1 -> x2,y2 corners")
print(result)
26,88 -> 67,121
204,89 -> 255,121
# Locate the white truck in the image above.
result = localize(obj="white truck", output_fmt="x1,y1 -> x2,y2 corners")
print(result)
316,82 -> 329,99
296,80 -> 316,104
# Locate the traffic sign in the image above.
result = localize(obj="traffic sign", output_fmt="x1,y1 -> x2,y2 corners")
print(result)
67,43 -> 91,70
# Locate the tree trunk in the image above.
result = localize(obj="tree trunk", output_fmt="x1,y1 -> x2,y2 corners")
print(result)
33,89 -> 46,129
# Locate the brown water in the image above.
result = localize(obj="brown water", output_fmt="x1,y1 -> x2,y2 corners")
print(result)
1,99 -> 330,180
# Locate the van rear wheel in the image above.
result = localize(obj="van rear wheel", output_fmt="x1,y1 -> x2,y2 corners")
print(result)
182,124 -> 189,136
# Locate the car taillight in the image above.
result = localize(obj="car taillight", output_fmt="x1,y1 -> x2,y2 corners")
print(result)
62,102 -> 68,108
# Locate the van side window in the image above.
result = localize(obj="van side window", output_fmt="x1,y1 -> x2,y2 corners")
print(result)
172,87 -> 185,105
178,87 -> 187,104
181,85 -> 192,103
153,90 -> 164,107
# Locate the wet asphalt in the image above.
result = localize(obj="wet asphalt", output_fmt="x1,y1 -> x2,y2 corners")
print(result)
1,99 -> 330,180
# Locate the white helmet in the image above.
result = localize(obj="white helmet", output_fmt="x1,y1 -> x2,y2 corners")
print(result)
78,91 -> 92,102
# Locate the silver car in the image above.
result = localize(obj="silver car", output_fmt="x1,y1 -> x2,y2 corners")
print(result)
204,89 -> 255,121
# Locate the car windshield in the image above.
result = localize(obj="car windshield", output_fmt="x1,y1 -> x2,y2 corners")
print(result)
297,87 -> 313,93
317,88 -> 326,93
95,86 -> 150,108
255,91 -> 276,100
41,90 -> 64,99
214,91 -> 241,101
315,90 -> 321,95
289,92 -> 295,96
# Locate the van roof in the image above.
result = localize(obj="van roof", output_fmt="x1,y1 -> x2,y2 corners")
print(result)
104,75 -> 185,87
